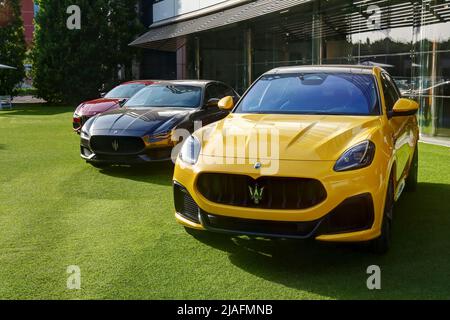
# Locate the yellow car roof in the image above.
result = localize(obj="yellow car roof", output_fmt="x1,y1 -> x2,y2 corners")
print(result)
268,65 -> 380,75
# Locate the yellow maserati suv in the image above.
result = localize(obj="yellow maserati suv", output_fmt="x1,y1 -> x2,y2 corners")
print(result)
173,65 -> 419,253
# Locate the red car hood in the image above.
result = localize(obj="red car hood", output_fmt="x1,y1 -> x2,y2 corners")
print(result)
75,98 -> 124,117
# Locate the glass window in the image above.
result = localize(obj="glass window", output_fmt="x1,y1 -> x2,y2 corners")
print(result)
216,84 -> 235,98
104,84 -> 146,99
197,28 -> 247,94
205,84 -> 219,102
205,83 -> 235,101
380,73 -> 400,113
235,72 -> 380,116
251,7 -> 314,81
125,85 -> 202,108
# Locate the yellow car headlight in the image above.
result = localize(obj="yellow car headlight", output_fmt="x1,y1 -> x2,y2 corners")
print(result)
334,140 -> 376,172
179,135 -> 201,165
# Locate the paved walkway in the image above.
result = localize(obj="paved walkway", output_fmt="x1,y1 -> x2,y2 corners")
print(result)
12,95 -> 46,104
420,135 -> 450,148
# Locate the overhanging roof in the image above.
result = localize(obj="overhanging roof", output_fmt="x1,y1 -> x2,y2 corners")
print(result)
130,0 -> 312,50
131,0 -> 450,51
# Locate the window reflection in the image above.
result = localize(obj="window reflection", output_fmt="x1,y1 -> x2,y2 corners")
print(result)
188,0 -> 450,137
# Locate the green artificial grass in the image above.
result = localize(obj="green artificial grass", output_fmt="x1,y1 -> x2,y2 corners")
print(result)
0,104 -> 449,300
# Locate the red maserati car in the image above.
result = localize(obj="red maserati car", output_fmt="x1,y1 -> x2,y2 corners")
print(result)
72,80 -> 156,133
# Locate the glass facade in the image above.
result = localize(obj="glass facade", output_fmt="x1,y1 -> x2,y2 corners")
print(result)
182,0 -> 450,138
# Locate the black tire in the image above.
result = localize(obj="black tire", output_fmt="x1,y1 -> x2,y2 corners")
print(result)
370,175 -> 394,254
405,144 -> 418,192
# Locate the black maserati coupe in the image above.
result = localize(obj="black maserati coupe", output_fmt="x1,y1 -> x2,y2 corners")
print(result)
79,80 -> 239,167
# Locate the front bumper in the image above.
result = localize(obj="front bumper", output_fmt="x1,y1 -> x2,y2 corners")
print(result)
173,157 -> 388,242
80,136 -> 173,164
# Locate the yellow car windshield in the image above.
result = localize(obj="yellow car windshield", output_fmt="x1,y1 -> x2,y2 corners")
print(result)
235,73 -> 380,116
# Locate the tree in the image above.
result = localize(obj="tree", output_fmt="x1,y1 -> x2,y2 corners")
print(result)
32,0 -> 110,104
105,0 -> 145,86
0,0 -> 26,96
32,0 -> 144,104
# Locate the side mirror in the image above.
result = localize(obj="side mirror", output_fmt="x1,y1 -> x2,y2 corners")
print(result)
100,92 -> 106,98
205,98 -> 220,108
118,98 -> 127,106
389,98 -> 419,117
218,96 -> 235,111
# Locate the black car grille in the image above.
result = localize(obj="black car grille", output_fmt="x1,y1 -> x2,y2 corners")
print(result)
90,136 -> 145,155
197,173 -> 327,210
174,183 -> 200,223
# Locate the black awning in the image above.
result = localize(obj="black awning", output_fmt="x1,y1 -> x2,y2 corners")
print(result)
130,0 -> 312,49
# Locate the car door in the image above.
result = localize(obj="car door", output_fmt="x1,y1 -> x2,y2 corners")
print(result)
381,72 -> 414,182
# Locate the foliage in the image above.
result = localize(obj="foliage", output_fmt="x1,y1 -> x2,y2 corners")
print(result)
32,0 -> 144,104
0,0 -> 26,96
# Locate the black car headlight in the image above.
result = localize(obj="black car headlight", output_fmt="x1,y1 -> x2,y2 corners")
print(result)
334,140 -> 375,172
179,135 -> 201,165
144,131 -> 174,145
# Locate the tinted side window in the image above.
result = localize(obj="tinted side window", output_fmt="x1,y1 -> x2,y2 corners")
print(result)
216,84 -> 235,98
381,73 -> 400,113
205,84 -> 219,101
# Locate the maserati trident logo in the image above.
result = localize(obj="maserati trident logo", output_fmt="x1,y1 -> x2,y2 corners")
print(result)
249,184 -> 264,205
112,139 -> 119,152
254,162 -> 262,170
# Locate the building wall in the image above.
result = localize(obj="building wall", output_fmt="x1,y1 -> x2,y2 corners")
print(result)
153,0 -> 229,22
21,0 -> 34,46
138,0 -> 177,80
179,0 -> 450,138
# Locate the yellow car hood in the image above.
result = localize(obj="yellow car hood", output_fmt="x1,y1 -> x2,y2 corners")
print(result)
199,113 -> 381,161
